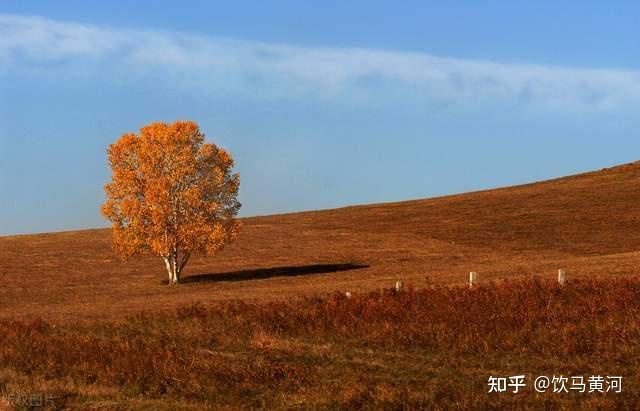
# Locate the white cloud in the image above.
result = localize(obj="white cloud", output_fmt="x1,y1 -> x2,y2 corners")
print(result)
1,13 -> 640,110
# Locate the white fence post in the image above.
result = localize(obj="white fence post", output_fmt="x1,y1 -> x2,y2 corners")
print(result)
558,269 -> 566,287
469,271 -> 477,288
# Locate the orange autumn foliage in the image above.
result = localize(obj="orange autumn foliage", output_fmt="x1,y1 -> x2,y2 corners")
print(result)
101,121 -> 241,284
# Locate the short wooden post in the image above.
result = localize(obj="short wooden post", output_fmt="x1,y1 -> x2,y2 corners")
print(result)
469,271 -> 477,288
558,269 -> 566,287
395,281 -> 404,292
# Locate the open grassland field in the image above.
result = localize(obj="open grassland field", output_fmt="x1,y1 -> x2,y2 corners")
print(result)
3,162 -> 640,323
2,162 -> 640,409
1,278 -> 639,409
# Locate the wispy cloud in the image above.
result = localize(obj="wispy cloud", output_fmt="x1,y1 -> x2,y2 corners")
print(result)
2,13 -> 640,110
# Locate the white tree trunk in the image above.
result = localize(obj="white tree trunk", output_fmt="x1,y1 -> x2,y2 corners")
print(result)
171,252 -> 179,284
163,249 -> 188,285
164,256 -> 179,285
164,257 -> 172,283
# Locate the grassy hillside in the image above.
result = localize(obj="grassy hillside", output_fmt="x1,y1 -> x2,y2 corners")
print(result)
2,162 -> 640,409
3,162 -> 640,322
6,163 -> 640,321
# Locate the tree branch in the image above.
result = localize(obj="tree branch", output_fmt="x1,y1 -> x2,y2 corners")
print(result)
178,252 -> 191,274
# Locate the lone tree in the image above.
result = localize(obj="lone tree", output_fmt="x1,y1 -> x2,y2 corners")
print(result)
101,121 -> 241,284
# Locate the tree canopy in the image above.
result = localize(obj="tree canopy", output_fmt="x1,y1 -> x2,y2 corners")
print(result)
101,121 -> 241,284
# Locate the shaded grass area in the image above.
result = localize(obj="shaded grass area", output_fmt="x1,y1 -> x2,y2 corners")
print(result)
1,277 -> 639,409
180,263 -> 370,284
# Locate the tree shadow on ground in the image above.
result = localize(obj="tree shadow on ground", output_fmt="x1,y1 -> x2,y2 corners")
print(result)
180,263 -> 369,284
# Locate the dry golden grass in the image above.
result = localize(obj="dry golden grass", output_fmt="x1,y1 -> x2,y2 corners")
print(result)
1,278 -> 638,409
2,162 -> 640,409
3,162 -> 640,323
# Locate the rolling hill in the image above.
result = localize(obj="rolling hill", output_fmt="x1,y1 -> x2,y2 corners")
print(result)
3,161 -> 640,323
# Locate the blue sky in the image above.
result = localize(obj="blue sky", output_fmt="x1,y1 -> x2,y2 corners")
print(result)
1,1 -> 639,235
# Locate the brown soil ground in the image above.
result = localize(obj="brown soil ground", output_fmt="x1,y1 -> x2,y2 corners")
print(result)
3,161 -> 640,323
